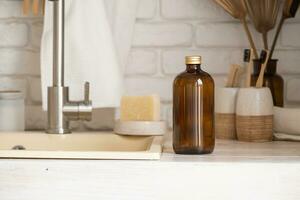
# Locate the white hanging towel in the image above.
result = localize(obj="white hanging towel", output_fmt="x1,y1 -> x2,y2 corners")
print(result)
41,0 -> 135,110
104,0 -> 140,70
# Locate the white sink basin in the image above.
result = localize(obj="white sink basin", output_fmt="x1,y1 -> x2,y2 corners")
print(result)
0,132 -> 162,160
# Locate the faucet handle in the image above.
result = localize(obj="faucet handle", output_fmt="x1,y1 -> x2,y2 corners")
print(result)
84,82 -> 90,104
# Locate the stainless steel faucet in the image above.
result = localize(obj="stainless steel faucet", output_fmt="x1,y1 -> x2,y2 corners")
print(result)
47,0 -> 92,134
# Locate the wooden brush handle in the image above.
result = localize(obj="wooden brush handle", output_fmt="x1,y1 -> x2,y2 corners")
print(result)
32,0 -> 39,16
256,51 -> 271,88
233,65 -> 243,87
226,64 -> 239,87
23,0 -> 31,15
42,0 -> 45,15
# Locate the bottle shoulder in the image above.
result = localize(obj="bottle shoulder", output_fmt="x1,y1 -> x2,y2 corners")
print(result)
174,70 -> 214,85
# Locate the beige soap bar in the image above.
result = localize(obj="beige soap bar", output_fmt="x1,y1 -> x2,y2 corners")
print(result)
120,95 -> 160,121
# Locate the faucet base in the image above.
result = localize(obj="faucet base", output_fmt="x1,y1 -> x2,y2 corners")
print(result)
46,128 -> 71,134
46,85 -> 92,134
47,86 -> 70,134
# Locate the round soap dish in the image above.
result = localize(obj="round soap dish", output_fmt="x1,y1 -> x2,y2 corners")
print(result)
114,120 -> 167,136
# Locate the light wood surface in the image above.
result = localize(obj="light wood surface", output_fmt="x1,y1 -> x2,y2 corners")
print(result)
0,139 -> 300,199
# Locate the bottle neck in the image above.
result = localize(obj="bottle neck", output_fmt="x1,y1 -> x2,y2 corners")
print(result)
186,64 -> 201,72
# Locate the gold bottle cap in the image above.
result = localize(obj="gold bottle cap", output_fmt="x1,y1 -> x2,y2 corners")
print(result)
185,56 -> 202,64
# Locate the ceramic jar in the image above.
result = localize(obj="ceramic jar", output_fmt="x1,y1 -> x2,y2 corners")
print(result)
0,91 -> 25,131
236,88 -> 273,142
215,87 -> 239,140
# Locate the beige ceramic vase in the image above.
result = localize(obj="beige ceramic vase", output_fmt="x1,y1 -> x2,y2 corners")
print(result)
236,87 -> 274,142
215,87 -> 239,140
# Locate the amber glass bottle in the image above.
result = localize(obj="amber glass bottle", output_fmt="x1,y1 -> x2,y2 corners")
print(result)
251,59 -> 284,107
173,56 -> 215,154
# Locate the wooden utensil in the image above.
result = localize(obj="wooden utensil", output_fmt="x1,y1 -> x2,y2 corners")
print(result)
32,0 -> 40,16
214,0 -> 258,58
243,0 -> 280,50
23,0 -> 45,16
270,0 -> 300,59
233,66 -> 244,87
23,0 -> 31,15
256,50 -> 271,88
42,0 -> 46,14
226,64 -> 240,87
244,49 -> 254,87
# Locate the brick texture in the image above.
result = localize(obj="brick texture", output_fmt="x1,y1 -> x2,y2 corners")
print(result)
161,0 -> 231,20
133,23 -> 193,47
281,23 -> 300,47
0,0 -> 300,130
137,0 -> 157,19
126,50 -> 157,75
287,78 -> 300,102
196,23 -> 261,48
124,76 -> 174,102
0,0 -> 23,19
28,77 -> 42,103
162,49 -> 244,75
0,22 -> 28,47
0,49 -> 40,75
0,77 -> 27,96
30,20 -> 43,47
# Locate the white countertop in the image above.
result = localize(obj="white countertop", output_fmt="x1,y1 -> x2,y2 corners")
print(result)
1,139 -> 300,200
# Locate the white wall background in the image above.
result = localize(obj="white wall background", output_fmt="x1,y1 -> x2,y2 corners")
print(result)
0,0 -> 300,130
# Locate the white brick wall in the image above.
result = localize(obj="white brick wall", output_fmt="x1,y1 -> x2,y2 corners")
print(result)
133,23 -> 193,47
0,22 -> 28,46
0,0 -> 23,18
0,0 -> 300,130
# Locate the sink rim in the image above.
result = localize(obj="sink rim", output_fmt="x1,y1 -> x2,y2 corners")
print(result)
0,132 -> 163,160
